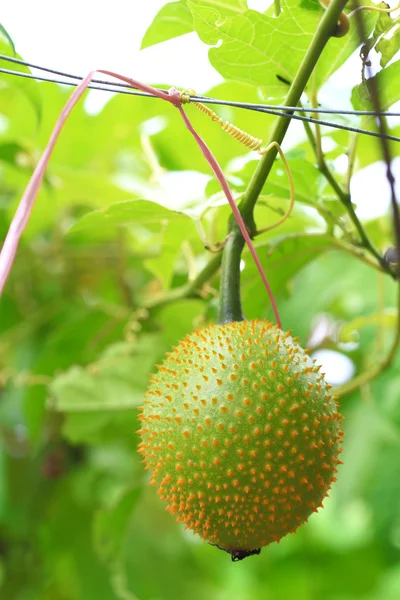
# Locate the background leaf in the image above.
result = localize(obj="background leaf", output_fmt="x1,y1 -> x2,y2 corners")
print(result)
141,1 -> 194,49
0,40 -> 42,121
352,60 -> 400,111
0,23 -> 15,53
49,337 -> 161,412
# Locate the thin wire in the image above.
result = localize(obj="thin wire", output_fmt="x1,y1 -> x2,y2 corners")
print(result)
0,67 -> 156,99
196,96 -> 400,118
0,53 -> 166,93
1,53 -> 400,117
1,57 -> 400,143
238,106 -> 400,143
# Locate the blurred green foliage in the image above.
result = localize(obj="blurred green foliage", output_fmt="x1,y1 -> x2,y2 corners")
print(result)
1,2 -> 400,599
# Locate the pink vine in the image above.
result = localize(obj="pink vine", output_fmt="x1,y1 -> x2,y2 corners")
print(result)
0,70 -> 281,328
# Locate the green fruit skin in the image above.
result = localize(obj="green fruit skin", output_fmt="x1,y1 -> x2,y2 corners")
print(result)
139,320 -> 343,553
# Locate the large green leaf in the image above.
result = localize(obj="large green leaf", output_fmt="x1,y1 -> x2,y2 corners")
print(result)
0,40 -> 42,121
352,60 -> 400,111
339,309 -> 397,343
0,23 -> 15,53
145,218 -> 197,289
187,0 -> 377,97
356,7 -> 400,69
314,4 -> 379,90
2,164 -> 137,239
152,299 -> 206,347
49,336 -> 160,412
241,233 -> 334,318
68,199 -> 193,235
141,0 -> 248,49
94,487 -> 142,563
141,1 -> 194,49
376,24 -> 400,68
188,0 -> 320,97
233,157 -> 326,204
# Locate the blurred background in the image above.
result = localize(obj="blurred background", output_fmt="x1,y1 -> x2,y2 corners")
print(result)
1,1 -> 400,598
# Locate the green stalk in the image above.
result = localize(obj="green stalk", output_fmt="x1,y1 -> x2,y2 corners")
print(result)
217,226 -> 245,324
217,0 -> 349,324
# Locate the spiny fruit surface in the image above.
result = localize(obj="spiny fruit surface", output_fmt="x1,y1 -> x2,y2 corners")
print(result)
138,320 -> 344,559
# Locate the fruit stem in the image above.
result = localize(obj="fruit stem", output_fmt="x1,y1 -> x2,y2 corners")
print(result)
217,224 -> 245,324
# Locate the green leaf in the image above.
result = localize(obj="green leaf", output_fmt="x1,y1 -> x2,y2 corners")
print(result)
241,233 -> 334,318
94,487 -> 141,563
236,157 -> 325,206
0,141 -> 26,166
355,5 -> 400,69
11,166 -> 137,239
188,0 -> 322,97
68,199 -> 193,235
141,1 -> 193,49
351,60 -> 400,111
49,336 -> 160,412
187,0 -> 377,97
145,219 -> 196,289
339,309 -> 397,343
263,232 -> 334,289
153,299 -> 206,347
376,19 -> 400,67
314,2 -> 378,89
0,41 -> 42,122
67,200 -> 198,286
0,448 -> 7,518
141,0 -> 247,49
0,23 -> 15,53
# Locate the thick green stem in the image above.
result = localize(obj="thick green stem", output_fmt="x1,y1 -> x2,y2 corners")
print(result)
217,227 -> 245,324
238,0 -> 349,225
217,0 -> 349,324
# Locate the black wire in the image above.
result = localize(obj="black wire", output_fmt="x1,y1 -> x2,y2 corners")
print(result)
232,105 -> 400,143
0,67 -> 157,99
0,53 -> 166,94
1,55 -> 400,143
1,53 -> 400,118
193,96 -> 400,118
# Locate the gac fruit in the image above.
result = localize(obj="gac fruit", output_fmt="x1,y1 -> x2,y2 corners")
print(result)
138,320 -> 343,560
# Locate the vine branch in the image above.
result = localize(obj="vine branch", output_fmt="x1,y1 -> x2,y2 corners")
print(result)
217,0 -> 350,324
301,106 -> 387,270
